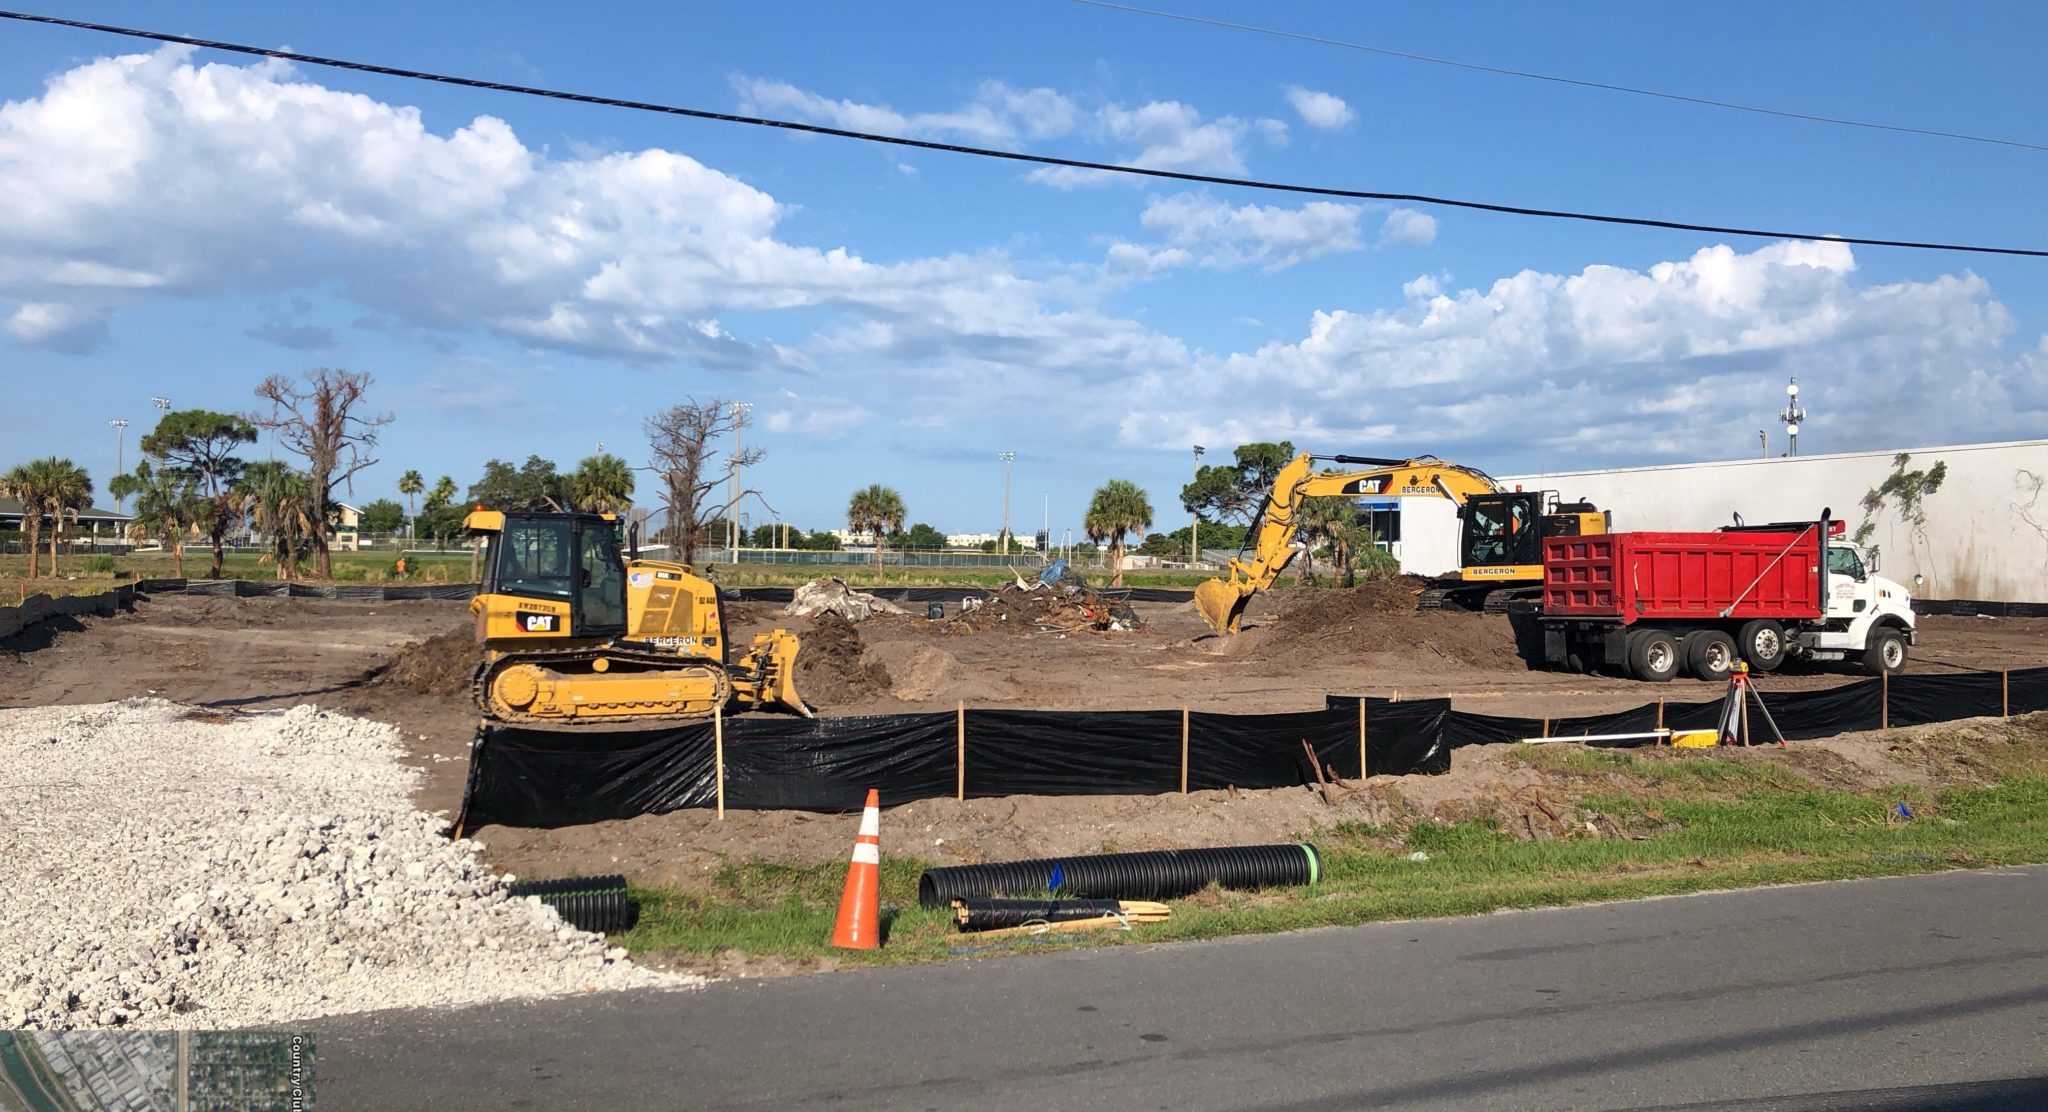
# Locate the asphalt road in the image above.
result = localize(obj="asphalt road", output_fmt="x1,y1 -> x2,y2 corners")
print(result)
318,868 -> 2048,1110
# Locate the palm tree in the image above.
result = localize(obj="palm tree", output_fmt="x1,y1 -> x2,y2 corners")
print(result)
428,474 -> 457,508
397,469 -> 424,537
846,484 -> 905,585
570,454 -> 635,514
2,457 -> 93,578
1084,478 -> 1153,588
237,461 -> 320,581
1300,495 -> 1362,588
120,464 -> 198,577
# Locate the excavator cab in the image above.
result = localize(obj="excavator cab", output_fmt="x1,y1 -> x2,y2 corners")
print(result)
464,509 -> 811,726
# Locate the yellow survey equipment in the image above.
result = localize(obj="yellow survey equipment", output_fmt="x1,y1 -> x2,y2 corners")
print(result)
1193,452 -> 1609,635
464,509 -> 810,725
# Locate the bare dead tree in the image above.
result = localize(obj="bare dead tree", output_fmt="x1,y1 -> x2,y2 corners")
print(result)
645,398 -> 764,565
252,368 -> 394,578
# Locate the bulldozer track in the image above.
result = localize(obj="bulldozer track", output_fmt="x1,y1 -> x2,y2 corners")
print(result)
472,644 -> 733,728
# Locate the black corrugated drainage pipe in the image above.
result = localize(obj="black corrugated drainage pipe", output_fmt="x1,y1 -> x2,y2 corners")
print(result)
918,844 -> 1320,909
507,874 -> 638,933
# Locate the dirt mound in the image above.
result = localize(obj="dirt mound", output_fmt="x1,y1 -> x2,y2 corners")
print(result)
1235,579 -> 1521,669
370,622 -> 477,696
866,642 -> 1023,704
795,612 -> 892,709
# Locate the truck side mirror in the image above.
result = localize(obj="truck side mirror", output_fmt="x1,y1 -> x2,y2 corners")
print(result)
1865,550 -> 1881,573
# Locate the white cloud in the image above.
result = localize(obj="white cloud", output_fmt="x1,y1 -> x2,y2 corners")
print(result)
0,48 -> 1178,382
1284,86 -> 1354,131
732,76 -> 1076,145
762,389 -> 876,439
1026,100 -> 1256,188
5,301 -> 107,353
1379,208 -> 1437,247
1127,193 -> 1364,271
1112,240 -> 2039,466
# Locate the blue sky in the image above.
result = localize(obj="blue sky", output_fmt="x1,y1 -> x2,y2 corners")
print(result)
1,1 -> 2043,539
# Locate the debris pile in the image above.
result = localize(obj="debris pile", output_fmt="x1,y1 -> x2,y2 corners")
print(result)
784,577 -> 910,622
950,564 -> 1140,634
1238,577 -> 1519,669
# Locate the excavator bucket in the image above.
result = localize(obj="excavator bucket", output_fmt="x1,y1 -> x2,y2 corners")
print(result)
730,629 -> 815,717
1194,578 -> 1253,636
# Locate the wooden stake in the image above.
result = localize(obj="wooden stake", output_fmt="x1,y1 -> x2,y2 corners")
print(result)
1656,698 -> 1666,743
1357,699 -> 1368,780
956,700 -> 967,801
1881,670 -> 1890,730
1541,716 -> 1550,739
714,703 -> 726,820
1180,706 -> 1189,795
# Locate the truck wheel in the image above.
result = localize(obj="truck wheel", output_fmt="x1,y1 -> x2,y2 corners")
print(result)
1684,630 -> 1738,681
1861,627 -> 1908,676
1737,620 -> 1787,672
1627,629 -> 1680,683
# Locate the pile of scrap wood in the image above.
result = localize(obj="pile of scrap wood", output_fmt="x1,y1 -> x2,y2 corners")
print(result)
949,563 -> 1141,634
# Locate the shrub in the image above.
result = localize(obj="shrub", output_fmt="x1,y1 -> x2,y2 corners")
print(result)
81,554 -> 118,574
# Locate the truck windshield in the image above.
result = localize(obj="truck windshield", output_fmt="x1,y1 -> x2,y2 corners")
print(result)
1827,546 -> 1865,581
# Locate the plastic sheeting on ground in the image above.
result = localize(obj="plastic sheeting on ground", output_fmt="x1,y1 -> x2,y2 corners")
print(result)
135,578 -> 478,601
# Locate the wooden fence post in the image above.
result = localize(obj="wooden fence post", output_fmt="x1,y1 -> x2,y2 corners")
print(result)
1358,699 -> 1369,780
1180,707 -> 1190,795
1541,716 -> 1549,739
714,703 -> 726,820
956,701 -> 966,801
1656,698 -> 1665,744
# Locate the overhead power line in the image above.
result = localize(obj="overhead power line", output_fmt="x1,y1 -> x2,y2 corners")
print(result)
1,8 -> 2043,259
1069,0 -> 2048,155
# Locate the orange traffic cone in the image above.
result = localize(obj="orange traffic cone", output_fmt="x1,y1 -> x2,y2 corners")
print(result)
830,789 -> 882,949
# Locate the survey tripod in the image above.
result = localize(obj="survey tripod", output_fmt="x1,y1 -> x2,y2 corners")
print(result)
1717,662 -> 1787,747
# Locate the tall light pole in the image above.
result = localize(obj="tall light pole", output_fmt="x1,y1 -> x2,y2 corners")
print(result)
1191,445 -> 1206,567
1778,376 -> 1807,457
998,451 -> 1015,556
108,419 -> 129,508
727,401 -> 752,560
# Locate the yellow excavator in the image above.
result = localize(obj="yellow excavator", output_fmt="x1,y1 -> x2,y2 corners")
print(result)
1193,453 -> 1608,635
463,508 -> 811,726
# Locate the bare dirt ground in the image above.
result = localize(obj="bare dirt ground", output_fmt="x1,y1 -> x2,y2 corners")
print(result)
6,587 -> 2046,897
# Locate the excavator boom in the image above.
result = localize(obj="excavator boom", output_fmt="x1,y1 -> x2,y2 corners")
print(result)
1193,452 -> 1585,635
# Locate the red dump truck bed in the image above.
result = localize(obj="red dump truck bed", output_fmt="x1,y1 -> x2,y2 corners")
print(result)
1542,528 -> 1823,623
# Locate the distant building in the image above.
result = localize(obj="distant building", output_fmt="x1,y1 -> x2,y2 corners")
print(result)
0,496 -> 134,548
329,502 -> 361,551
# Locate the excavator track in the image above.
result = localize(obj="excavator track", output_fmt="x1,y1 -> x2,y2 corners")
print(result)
472,644 -> 734,728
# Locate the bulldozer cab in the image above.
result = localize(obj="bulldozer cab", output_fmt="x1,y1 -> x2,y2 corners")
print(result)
477,512 -> 628,638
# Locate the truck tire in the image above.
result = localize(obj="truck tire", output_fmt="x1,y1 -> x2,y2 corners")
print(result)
1861,627 -> 1908,676
1737,620 -> 1787,672
1684,630 -> 1739,682
1626,628 -> 1680,683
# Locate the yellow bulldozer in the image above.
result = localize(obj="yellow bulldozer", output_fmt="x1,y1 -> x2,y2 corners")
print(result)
463,508 -> 811,726
1194,453 -> 1608,635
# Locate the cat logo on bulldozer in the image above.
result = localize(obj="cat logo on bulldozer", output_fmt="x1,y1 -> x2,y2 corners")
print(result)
517,613 -> 558,632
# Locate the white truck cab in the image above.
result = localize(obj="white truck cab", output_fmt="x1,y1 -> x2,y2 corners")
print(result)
1804,543 -> 1917,673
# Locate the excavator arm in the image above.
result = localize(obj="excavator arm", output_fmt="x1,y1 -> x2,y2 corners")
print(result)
1192,453 -> 1501,635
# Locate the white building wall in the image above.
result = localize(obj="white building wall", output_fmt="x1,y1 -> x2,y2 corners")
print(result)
1497,439 -> 2048,602
1393,497 -> 1462,577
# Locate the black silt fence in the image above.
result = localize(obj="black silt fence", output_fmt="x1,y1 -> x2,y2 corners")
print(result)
1435,667 -> 2048,748
456,696 -> 1450,831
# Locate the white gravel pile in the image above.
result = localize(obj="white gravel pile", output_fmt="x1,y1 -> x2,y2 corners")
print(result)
0,700 -> 693,1029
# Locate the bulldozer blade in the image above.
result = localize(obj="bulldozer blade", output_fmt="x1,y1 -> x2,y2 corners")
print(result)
733,629 -> 815,718
1194,578 -> 1251,636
